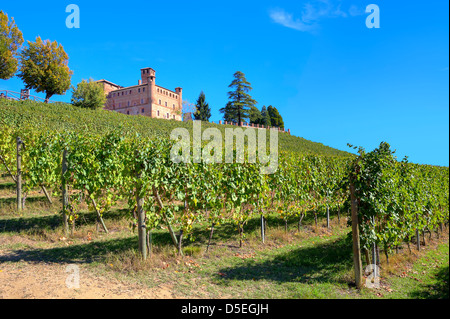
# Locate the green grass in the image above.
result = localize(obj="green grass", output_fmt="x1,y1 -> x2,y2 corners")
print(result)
1,196 -> 447,299
0,99 -> 352,157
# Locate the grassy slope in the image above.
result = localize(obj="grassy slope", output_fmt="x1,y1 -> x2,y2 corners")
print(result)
0,99 -> 352,157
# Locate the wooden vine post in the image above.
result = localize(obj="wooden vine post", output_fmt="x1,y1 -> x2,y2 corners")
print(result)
136,173 -> 147,260
62,149 -> 69,235
350,183 -> 363,289
16,137 -> 23,212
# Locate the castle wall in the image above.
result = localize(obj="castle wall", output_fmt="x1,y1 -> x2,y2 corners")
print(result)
100,68 -> 183,121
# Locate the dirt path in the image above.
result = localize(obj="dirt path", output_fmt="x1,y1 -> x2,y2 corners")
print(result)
0,241 -> 175,299
0,260 -> 176,299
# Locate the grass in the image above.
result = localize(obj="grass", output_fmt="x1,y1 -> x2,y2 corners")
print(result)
0,99 -> 352,157
1,191 -> 448,299
0,170 -> 448,299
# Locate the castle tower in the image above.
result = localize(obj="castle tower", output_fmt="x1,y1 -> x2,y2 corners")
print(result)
141,67 -> 156,84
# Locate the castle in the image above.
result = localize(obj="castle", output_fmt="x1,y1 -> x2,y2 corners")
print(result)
97,68 -> 183,121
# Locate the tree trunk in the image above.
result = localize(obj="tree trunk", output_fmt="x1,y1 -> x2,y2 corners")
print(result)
0,154 -> 16,183
239,222 -> 243,248
298,214 -> 304,232
364,249 -> 370,266
153,186 -> 178,248
206,223 -> 215,252
337,205 -> 341,223
41,185 -> 53,204
147,231 -> 152,257
326,206 -> 330,229
178,230 -> 184,256
314,212 -> 318,229
416,229 -> 420,251
45,93 -> 53,104
350,184 -> 363,289
261,215 -> 265,244
89,196 -> 109,233
136,183 -> 146,260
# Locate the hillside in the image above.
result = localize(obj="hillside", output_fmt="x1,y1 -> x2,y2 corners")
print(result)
0,99 -> 351,157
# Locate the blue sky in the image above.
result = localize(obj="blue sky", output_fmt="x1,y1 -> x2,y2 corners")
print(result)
1,0 -> 448,166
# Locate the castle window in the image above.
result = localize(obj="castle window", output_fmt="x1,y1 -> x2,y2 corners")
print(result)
122,92 -> 124,96
142,108 -> 144,113
157,110 -> 160,116
141,99 -> 144,104
130,90 -> 132,94
173,104 -> 175,109
165,102 -> 167,107
167,113 -> 169,118
127,111 -> 130,115
143,88 -> 145,92
128,101 -> 130,106
159,99 -> 161,105
138,88 -> 140,93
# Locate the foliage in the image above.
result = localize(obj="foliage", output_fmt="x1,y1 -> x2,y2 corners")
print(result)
220,71 -> 257,125
71,78 -> 107,110
0,10 -> 24,80
267,105 -> 284,129
193,91 -> 211,122
18,36 -> 73,102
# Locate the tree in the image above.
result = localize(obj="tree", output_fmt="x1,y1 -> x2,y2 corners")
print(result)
267,105 -> 284,129
182,99 -> 195,121
18,36 -> 73,103
221,101 -> 237,123
193,91 -> 211,122
249,105 -> 262,125
260,105 -> 271,127
71,78 -> 107,110
0,11 -> 24,80
220,71 -> 257,125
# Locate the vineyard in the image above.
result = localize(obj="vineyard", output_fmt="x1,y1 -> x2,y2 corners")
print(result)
0,99 -> 449,297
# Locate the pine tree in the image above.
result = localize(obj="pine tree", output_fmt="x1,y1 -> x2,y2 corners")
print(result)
261,105 -> 271,127
193,91 -> 211,122
267,105 -> 284,129
220,71 -> 257,125
249,105 -> 262,125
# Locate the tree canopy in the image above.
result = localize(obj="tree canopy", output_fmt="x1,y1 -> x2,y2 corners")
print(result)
0,10 -> 24,80
220,71 -> 257,125
18,36 -> 73,102
267,105 -> 284,129
193,91 -> 211,122
71,78 -> 107,110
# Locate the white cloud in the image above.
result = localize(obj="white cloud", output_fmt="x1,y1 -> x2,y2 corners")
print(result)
270,1 -> 361,32
349,4 -> 365,17
269,8 -> 316,32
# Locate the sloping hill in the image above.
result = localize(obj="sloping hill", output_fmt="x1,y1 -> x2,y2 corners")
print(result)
0,99 -> 351,157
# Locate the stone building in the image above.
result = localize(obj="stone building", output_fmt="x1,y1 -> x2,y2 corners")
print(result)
97,68 -> 183,121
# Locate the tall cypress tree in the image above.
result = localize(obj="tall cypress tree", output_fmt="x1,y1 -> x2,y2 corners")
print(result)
220,71 -> 257,125
193,91 -> 211,122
